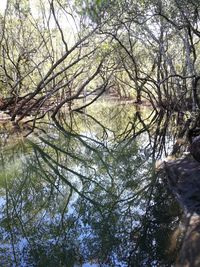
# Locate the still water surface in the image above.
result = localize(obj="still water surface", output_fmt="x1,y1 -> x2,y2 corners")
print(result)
0,101 -> 182,266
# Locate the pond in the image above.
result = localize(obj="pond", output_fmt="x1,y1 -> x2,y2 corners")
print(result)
0,100 -> 185,266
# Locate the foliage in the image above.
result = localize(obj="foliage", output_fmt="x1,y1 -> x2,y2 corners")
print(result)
0,0 -> 200,122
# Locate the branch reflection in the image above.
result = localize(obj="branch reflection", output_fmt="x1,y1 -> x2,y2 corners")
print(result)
0,104 -> 190,266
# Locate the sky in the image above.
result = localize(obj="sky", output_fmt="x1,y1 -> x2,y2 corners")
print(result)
0,0 -> 7,14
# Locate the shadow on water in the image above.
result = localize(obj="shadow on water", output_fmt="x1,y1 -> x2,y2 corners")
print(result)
0,102 -> 191,266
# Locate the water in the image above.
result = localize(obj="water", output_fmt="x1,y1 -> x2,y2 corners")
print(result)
0,101 -> 183,266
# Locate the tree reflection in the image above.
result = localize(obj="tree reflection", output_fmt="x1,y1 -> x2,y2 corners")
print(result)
0,104 -> 191,266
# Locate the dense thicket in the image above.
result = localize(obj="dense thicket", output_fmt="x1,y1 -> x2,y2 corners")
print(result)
0,0 -> 200,123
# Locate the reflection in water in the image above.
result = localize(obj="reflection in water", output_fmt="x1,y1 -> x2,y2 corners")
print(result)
0,102 -> 186,266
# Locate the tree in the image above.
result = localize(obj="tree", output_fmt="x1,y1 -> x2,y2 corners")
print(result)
1,0 -> 200,124
75,0 -> 200,110
0,0 -> 112,126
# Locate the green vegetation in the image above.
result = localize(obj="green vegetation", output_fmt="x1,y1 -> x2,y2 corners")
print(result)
0,0 -> 200,124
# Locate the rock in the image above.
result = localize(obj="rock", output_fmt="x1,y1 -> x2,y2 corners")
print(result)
165,157 -> 200,266
165,157 -> 200,213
